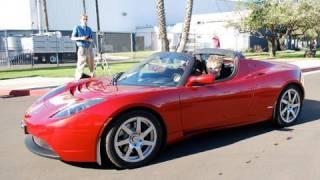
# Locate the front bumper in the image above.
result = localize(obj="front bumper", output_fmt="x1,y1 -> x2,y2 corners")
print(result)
21,111 -> 108,162
22,97 -> 115,163
24,135 -> 60,159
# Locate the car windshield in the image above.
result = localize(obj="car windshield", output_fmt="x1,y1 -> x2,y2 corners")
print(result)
116,53 -> 191,87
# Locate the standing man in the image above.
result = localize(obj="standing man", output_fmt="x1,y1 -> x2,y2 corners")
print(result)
71,14 -> 95,80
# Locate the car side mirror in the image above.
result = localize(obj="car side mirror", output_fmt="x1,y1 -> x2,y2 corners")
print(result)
112,72 -> 124,85
186,74 -> 215,87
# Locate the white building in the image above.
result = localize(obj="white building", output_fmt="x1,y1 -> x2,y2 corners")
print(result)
0,0 -> 248,52
136,10 -> 250,51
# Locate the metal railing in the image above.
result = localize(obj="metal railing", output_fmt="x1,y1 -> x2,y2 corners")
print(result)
0,33 -> 78,69
0,49 -> 32,67
0,50 -> 78,70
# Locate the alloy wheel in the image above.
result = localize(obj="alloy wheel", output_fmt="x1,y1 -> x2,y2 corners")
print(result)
112,117 -> 157,163
279,88 -> 301,123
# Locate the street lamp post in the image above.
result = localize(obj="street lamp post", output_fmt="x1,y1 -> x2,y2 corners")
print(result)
94,0 -> 110,75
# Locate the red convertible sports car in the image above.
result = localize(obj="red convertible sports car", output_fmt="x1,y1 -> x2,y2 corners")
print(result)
22,48 -> 304,168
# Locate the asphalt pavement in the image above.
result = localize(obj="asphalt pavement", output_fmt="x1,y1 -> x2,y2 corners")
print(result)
0,71 -> 320,180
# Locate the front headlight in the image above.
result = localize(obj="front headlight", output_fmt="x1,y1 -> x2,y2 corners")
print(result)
52,98 -> 104,119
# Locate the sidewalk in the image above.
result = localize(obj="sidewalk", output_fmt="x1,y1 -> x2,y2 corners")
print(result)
0,77 -> 73,97
1,59 -> 320,97
281,59 -> 320,72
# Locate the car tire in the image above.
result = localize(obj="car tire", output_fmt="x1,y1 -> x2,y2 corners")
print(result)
274,85 -> 303,127
102,110 -> 163,169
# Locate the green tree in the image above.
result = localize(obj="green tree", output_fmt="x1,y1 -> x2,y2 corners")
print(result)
281,0 -> 320,48
243,0 -> 284,57
230,0 -> 320,56
278,1 -> 300,49
296,1 -> 320,40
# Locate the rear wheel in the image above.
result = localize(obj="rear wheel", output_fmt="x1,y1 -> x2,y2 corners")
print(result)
274,85 -> 302,127
102,110 -> 163,169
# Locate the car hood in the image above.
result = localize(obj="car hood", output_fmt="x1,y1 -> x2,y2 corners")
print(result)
66,77 -> 159,99
25,77 -> 159,120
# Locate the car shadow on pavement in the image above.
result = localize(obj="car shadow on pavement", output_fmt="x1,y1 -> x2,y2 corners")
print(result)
66,99 -> 320,170
153,99 -> 320,165
64,161 -> 117,170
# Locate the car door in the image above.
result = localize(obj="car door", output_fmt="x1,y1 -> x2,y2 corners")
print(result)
179,60 -> 256,132
248,60 -> 282,121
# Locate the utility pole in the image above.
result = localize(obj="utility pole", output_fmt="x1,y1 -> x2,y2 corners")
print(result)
95,0 -> 101,53
4,30 -> 10,68
94,0 -> 110,75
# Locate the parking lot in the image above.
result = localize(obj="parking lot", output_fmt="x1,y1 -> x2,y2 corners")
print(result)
1,71 -> 320,180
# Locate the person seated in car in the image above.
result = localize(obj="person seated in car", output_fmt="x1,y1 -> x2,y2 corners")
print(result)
191,55 -> 207,76
207,55 -> 223,78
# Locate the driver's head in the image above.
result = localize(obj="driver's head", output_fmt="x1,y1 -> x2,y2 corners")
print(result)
207,55 -> 223,73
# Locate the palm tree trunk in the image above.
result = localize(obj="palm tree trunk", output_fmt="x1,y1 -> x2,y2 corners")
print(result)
42,0 -> 49,32
177,0 -> 193,53
156,0 -> 169,51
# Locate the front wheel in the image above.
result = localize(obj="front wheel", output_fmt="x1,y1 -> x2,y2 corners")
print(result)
102,110 -> 163,169
274,85 -> 303,127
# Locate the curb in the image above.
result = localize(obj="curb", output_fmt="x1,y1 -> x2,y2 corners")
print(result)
1,66 -> 320,98
301,66 -> 320,73
0,88 -> 52,97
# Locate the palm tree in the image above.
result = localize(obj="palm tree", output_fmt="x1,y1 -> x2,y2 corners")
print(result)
43,0 -> 49,32
177,0 -> 193,52
156,0 -> 169,51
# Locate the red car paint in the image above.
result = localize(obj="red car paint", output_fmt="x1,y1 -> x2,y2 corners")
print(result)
23,54 -> 304,163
